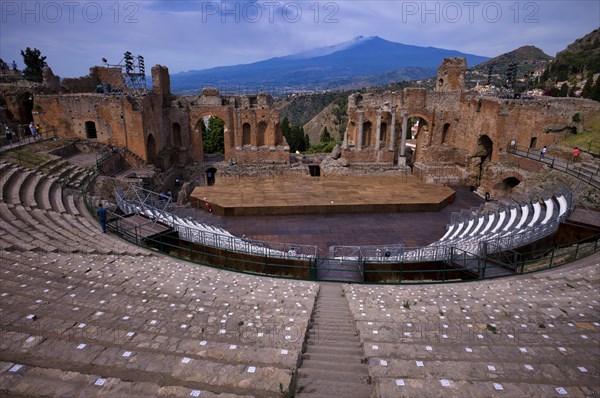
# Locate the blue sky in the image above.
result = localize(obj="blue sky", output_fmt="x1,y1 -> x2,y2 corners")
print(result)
1,1 -> 599,78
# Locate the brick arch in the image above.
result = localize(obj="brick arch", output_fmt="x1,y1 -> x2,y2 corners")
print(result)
406,114 -> 431,144
406,113 -> 431,129
191,110 -> 233,161
488,170 -> 527,199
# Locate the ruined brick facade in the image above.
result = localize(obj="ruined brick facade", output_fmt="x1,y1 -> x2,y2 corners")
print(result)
4,57 -> 599,196
342,58 -> 600,192
28,65 -> 288,168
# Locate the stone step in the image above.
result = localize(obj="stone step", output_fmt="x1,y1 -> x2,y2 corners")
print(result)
299,358 -> 368,374
303,343 -> 363,357
312,312 -> 354,321
306,328 -> 358,341
305,332 -> 361,347
302,351 -> 365,363
297,367 -> 371,384
295,378 -> 373,398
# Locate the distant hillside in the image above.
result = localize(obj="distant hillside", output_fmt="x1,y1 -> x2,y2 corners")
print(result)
170,36 -> 488,94
476,45 -> 552,69
543,28 -> 600,83
276,91 -> 352,126
466,45 -> 552,88
303,100 -> 348,145
538,29 -> 600,99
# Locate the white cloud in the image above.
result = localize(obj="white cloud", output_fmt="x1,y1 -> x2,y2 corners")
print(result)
0,0 -> 598,77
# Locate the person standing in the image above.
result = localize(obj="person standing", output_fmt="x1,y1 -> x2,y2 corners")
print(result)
573,147 -> 581,163
4,125 -> 13,147
29,122 -> 38,140
96,203 -> 107,233
35,123 -> 43,139
539,146 -> 547,160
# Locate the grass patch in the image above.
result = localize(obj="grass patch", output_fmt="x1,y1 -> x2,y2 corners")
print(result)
0,149 -> 53,168
559,129 -> 600,153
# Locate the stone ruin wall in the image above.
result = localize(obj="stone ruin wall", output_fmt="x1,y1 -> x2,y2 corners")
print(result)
6,56 -> 600,193
342,57 -> 600,192
26,65 -> 288,169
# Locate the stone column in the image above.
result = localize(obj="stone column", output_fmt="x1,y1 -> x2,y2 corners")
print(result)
400,110 -> 408,157
389,108 -> 396,151
251,110 -> 257,147
236,109 -> 242,148
357,110 -> 364,150
375,109 -> 382,150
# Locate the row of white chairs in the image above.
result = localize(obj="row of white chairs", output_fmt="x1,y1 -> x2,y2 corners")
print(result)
366,194 -> 570,263
115,197 -> 316,259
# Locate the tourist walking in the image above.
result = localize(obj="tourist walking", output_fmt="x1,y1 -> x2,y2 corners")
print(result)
539,146 -> 547,160
29,122 -> 38,140
96,203 -> 107,233
572,147 -> 580,163
35,123 -> 43,139
4,125 -> 13,147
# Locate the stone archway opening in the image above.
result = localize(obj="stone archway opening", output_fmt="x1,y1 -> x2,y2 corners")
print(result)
362,121 -> 372,148
172,122 -> 182,147
256,121 -> 267,147
442,123 -> 451,145
407,116 -> 429,162
242,123 -> 251,146
147,134 -> 157,164
85,121 -> 97,139
19,92 -> 34,124
408,117 -> 429,139
494,176 -> 521,196
206,166 -> 217,186
380,122 -> 387,148
200,115 -> 225,158
474,134 -> 493,185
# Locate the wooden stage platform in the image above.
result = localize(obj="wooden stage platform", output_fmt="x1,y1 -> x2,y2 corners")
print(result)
190,176 -> 455,216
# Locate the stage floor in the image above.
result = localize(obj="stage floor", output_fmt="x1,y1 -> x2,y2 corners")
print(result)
190,175 -> 455,216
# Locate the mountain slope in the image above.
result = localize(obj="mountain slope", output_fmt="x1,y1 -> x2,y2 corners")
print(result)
475,45 -> 552,69
545,28 -> 600,82
170,36 -> 489,93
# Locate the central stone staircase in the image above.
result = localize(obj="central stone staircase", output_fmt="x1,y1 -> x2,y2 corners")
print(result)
296,283 -> 373,398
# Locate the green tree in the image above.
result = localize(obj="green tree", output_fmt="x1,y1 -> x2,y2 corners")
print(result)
281,116 -> 291,140
20,47 -> 47,82
539,66 -> 549,84
581,77 -> 594,99
202,116 -> 225,154
559,83 -> 569,97
320,126 -> 331,143
304,133 -> 310,150
590,77 -> 600,102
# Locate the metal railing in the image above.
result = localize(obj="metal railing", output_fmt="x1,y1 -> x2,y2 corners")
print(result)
508,144 -> 600,189
115,185 -> 318,260
74,168 -> 598,284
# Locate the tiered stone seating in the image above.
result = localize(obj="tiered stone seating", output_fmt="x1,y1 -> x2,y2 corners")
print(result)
0,164 -> 141,255
1,160 -> 319,397
344,259 -> 600,398
0,250 -> 317,397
